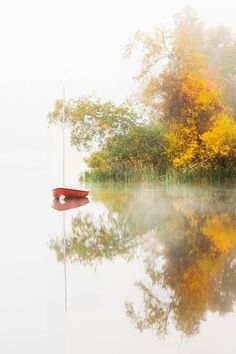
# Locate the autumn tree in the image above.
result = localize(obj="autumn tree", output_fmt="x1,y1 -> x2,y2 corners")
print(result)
126,7 -> 236,169
205,26 -> 236,118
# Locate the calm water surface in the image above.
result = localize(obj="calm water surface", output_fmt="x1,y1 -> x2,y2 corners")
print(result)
1,170 -> 236,353
51,182 -> 236,353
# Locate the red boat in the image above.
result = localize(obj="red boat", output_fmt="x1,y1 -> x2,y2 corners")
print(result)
52,187 -> 89,199
52,197 -> 89,211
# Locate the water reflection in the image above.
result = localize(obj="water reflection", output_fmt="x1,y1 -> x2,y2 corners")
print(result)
50,211 -> 139,266
126,190 -> 236,336
50,185 -> 236,337
51,197 -> 90,311
52,197 -> 89,211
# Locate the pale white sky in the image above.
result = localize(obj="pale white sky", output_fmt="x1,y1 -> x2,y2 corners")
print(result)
1,0 -> 236,185
0,0 -> 236,85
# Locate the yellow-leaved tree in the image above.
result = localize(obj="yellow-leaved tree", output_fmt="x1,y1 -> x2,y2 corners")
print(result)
126,7 -> 236,171
202,113 -> 236,159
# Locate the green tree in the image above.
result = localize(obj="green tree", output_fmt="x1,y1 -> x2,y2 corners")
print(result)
48,96 -> 142,150
86,123 -> 168,177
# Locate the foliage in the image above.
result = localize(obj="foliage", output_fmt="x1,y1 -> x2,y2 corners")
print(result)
205,26 -> 236,117
48,8 -> 236,180
48,96 -> 141,150
126,7 -> 236,117
202,114 -> 236,158
164,80 -> 236,168
85,123 -> 168,178
125,8 -> 236,172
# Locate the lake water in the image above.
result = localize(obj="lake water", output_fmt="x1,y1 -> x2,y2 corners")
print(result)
52,182 -> 236,354
2,167 -> 236,353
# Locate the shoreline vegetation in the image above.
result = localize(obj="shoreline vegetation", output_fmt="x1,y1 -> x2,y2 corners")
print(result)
48,8 -> 236,183
80,166 -> 236,183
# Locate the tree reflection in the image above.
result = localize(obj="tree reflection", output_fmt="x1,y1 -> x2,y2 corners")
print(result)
50,212 -> 140,266
50,186 -> 236,337
126,193 -> 236,336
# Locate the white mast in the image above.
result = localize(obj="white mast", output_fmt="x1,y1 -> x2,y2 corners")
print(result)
62,84 -> 66,186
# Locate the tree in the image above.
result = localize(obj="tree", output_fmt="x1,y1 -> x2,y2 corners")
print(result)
48,96 -> 142,150
165,73 -> 225,168
48,8 -> 236,178
205,26 -> 236,118
202,113 -> 236,161
86,123 -> 168,176
126,7 -> 236,170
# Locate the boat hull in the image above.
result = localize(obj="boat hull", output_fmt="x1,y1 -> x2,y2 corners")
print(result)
52,187 -> 89,199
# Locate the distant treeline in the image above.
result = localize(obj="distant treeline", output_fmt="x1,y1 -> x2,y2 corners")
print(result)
49,8 -> 236,182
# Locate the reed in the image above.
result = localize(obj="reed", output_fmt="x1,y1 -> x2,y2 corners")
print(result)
80,166 -> 236,184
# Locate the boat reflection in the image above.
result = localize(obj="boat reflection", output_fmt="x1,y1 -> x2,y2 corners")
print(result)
52,197 -> 89,211
51,196 -> 89,311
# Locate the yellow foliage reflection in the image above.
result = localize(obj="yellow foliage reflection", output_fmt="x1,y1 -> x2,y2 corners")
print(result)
50,185 -> 236,337
126,188 -> 236,336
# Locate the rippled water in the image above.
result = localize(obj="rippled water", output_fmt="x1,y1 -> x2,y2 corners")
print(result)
47,182 -> 236,353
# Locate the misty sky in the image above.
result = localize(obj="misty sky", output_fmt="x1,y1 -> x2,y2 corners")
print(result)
1,0 -> 236,88
1,0 -> 236,185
